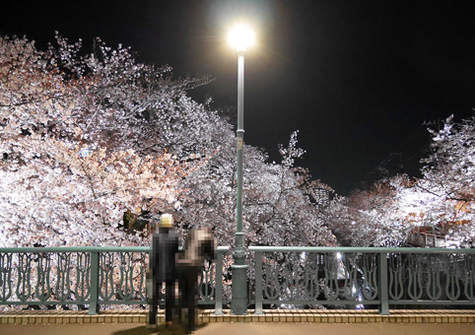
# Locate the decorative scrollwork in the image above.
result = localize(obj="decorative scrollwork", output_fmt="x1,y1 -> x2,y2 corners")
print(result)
35,253 -> 52,302
282,253 -> 298,300
136,252 -> 148,301
263,253 -> 280,300
425,254 -> 443,301
464,254 -> 475,301
99,252 -> 115,301
407,254 -> 424,301
0,253 -> 13,302
55,252 -> 72,302
16,253 -> 32,302
74,252 -> 91,301
341,253 -> 359,301
303,257 -> 320,300
323,253 -> 340,301
199,260 -> 215,301
388,253 -> 405,300
117,252 -> 134,300
361,253 -> 378,301
445,253 -> 461,301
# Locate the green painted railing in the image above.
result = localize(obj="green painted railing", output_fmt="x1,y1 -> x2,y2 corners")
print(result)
0,246 -> 231,315
249,247 -> 475,315
2,246 -> 475,315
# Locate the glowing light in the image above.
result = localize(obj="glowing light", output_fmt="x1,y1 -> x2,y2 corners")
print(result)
228,25 -> 255,52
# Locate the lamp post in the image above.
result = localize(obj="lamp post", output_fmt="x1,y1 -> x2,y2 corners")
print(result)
228,25 -> 254,315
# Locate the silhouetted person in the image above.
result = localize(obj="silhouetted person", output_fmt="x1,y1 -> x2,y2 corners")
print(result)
177,227 -> 217,334
148,214 -> 179,330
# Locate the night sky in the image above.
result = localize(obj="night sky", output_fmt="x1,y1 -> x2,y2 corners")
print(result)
2,1 -> 475,195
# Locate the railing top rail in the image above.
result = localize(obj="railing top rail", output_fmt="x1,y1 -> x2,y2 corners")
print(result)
0,246 -> 150,253
249,246 -> 475,253
2,245 -> 471,254
0,245 -> 231,253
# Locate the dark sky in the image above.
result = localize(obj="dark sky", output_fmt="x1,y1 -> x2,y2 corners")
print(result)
2,1 -> 475,195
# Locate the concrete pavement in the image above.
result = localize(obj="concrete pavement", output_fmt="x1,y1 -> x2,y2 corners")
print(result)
2,309 -> 475,324
1,309 -> 475,335
1,322 -> 475,335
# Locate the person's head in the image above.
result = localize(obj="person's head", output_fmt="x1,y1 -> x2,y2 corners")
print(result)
160,214 -> 174,230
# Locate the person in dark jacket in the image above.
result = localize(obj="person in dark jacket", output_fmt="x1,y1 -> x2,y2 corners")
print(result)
148,213 -> 179,329
176,227 -> 217,333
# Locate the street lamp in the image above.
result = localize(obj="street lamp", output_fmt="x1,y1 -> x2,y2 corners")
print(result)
229,25 -> 254,315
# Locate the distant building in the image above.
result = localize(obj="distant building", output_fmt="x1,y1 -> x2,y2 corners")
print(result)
406,226 -> 460,248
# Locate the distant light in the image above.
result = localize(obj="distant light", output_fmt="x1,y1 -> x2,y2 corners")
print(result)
228,25 -> 255,52
79,147 -> 90,157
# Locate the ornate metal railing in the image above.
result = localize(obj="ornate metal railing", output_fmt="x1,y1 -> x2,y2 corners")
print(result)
0,246 -> 231,315
249,247 -> 475,314
2,246 -> 474,315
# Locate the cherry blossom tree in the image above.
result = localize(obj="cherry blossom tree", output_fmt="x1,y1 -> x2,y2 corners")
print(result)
416,115 -> 475,244
177,130 -> 336,247
324,175 -> 412,247
1,34 -> 335,248
326,114 -> 475,247
0,35 -> 198,247
0,135 -> 189,247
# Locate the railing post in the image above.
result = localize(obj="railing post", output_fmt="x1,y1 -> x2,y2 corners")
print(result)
379,251 -> 390,315
215,249 -> 224,315
231,235 -> 248,314
254,250 -> 263,315
88,251 -> 100,315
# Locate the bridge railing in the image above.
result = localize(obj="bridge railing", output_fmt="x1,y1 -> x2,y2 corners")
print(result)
249,247 -> 475,314
0,246 -> 231,315
2,246 -> 475,315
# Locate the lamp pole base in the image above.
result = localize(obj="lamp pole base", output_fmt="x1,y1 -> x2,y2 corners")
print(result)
231,263 -> 248,315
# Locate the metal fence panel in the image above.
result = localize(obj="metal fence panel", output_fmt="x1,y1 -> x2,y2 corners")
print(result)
249,247 -> 475,314
0,246 -> 231,315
